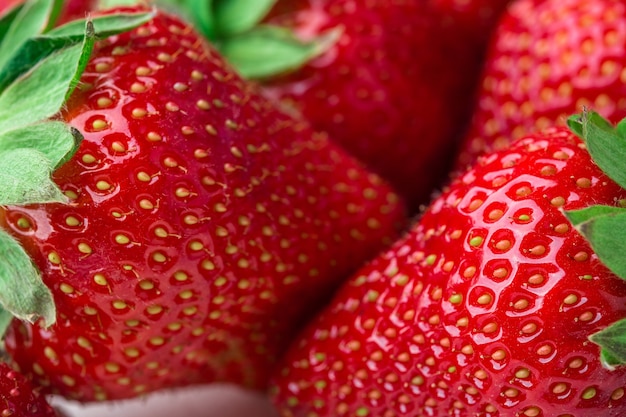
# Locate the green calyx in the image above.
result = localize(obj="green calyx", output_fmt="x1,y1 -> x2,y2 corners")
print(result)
567,110 -> 626,368
0,0 -> 154,330
154,0 -> 341,79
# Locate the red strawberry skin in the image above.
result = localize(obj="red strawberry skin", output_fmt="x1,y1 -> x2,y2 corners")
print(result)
0,8 -> 405,402
263,0 -> 511,210
270,127 -> 626,416
456,0 -> 626,170
0,363 -> 58,417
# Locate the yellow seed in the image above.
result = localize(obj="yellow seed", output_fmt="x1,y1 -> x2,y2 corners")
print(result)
178,290 -> 193,300
124,348 -> 140,358
60,283 -> 74,294
77,242 -> 92,255
93,273 -> 108,286
115,234 -> 130,245
96,180 -> 112,191
132,108 -> 147,118
105,362 -> 120,373
92,119 -> 108,131
139,280 -> 154,290
152,252 -> 167,263
147,132 -> 162,142
173,271 -> 188,281
477,293 -> 493,305
146,305 -> 163,315
48,252 -> 61,264
82,154 -> 97,164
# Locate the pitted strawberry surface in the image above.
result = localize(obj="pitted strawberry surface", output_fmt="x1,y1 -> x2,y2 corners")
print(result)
0,8 -> 405,401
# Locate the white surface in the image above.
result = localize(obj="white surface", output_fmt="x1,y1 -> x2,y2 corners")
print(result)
52,384 -> 279,417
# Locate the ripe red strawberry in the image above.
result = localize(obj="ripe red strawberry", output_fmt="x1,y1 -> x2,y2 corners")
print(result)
0,362 -> 58,417
0,4 -> 405,402
257,0 -> 512,210
169,0 -> 512,210
270,125 -> 626,416
455,0 -> 626,170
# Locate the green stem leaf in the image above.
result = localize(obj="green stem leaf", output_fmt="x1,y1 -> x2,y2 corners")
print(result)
217,25 -> 342,79
48,10 -> 155,38
0,0 -> 62,70
590,319 -> 626,369
0,11 -> 154,93
213,0 -> 277,37
0,121 -> 83,169
564,205 -> 626,280
0,20 -> 95,132
0,229 -> 56,327
0,307 -> 15,341
187,0 -> 215,40
573,110 -> 626,190
0,3 -> 23,40
0,148 -> 67,205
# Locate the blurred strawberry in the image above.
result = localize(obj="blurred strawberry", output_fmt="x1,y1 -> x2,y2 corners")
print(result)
0,363 -> 58,417
455,0 -> 626,170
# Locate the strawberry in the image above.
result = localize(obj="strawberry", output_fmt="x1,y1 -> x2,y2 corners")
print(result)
455,0 -> 626,171
269,123 -> 626,416
169,0 -> 512,211
0,362 -> 58,417
0,2 -> 405,402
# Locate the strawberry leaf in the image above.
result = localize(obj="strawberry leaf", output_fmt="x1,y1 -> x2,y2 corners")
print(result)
590,319 -> 626,368
0,121 -> 82,169
0,229 -> 56,327
571,110 -> 626,190
565,205 -> 626,280
0,307 -> 14,340
153,0 -> 340,79
217,25 -> 342,79
0,148 -> 67,205
49,10 -> 155,38
186,0 -> 214,39
0,3 -> 23,39
0,11 -> 154,93
0,21 -> 95,132
0,0 -> 63,70
213,0 -> 276,37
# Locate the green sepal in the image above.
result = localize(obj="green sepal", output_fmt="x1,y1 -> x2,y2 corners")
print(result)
213,0 -> 276,37
566,113 -> 584,138
217,25 -> 342,79
0,3 -> 23,40
153,0 -> 339,79
0,121 -> 83,169
590,319 -> 626,369
0,0 -> 63,70
0,229 -> 56,327
0,148 -> 67,205
565,205 -> 626,280
0,307 -> 15,341
0,11 -> 154,93
187,0 -> 215,40
49,10 -> 155,38
570,110 -> 626,190
0,21 -> 95,132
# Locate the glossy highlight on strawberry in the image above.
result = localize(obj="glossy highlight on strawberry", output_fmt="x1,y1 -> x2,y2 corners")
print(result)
0,7 -> 405,402
270,127 -> 626,417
